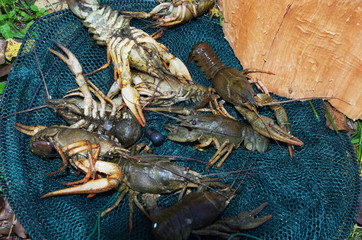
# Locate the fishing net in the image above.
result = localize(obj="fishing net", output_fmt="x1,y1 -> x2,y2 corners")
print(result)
0,1 -> 360,239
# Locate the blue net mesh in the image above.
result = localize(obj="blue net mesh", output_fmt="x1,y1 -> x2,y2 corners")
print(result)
0,1 -> 361,239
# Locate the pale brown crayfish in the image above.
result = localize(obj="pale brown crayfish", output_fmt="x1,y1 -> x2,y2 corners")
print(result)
66,0 -> 193,126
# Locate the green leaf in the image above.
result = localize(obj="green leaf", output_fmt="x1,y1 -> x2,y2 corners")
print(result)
13,32 -> 26,39
24,0 -> 31,7
20,28 -> 27,35
26,20 -> 34,30
0,23 -> 15,39
20,0 -> 30,9
0,14 -> 8,21
5,22 -> 25,39
209,12 -> 216,20
324,102 -> 339,134
7,21 -> 21,32
309,100 -> 320,121
39,8 -> 46,14
22,4 -> 30,10
0,82 -> 6,95
36,11 -> 46,17
351,138 -> 360,144
8,9 -> 15,18
20,11 -> 32,20
30,4 -> 38,12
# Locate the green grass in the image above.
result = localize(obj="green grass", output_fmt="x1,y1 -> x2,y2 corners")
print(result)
350,120 -> 362,162
349,225 -> 362,240
348,119 -> 362,239
0,0 -> 49,40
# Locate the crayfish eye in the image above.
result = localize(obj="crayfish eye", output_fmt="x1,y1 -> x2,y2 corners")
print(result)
192,120 -> 197,125
242,98 -> 247,103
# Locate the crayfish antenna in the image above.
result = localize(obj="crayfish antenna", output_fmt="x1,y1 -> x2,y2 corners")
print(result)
0,105 -> 47,121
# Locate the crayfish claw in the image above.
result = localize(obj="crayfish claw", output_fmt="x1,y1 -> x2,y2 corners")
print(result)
168,57 -> 193,84
121,84 -> 146,127
266,120 -> 303,146
235,106 -> 304,146
49,41 -> 93,118
41,174 -> 122,198
234,202 -> 272,230
48,40 -> 83,76
41,159 -> 124,198
14,123 -> 47,136
193,202 -> 271,236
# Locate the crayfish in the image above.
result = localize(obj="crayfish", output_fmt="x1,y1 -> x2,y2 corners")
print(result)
145,191 -> 271,239
188,42 -> 304,157
14,123 -> 127,185
147,106 -> 269,169
122,0 -> 216,28
144,166 -> 272,240
45,98 -> 142,148
15,121 -> 229,231
66,0 -> 193,126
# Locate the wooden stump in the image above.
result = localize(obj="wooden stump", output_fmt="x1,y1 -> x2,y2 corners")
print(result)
219,0 -> 361,120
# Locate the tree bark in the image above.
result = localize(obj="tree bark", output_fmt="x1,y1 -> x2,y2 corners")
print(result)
219,0 -> 361,120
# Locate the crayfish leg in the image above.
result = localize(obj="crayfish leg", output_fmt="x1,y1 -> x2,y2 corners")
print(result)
128,190 -> 152,233
62,140 -> 100,181
84,52 -> 112,77
206,140 -> 231,170
101,186 -> 129,217
61,169 -> 92,186
46,145 -> 69,176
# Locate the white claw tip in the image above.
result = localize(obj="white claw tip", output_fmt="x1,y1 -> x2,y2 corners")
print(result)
169,58 -> 192,81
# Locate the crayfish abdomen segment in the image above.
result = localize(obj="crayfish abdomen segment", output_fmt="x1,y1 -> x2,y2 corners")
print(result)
188,42 -> 226,79
67,0 -> 132,45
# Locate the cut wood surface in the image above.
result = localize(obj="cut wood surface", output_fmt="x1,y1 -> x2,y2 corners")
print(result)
219,0 -> 361,120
